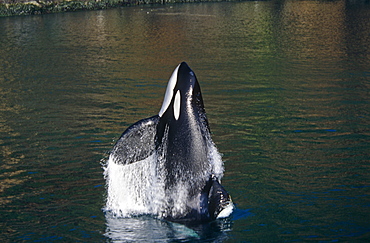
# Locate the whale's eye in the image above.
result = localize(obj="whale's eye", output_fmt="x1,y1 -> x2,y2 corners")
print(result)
173,90 -> 181,120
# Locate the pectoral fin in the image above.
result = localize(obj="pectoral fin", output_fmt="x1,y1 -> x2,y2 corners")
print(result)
110,115 -> 160,164
208,177 -> 234,219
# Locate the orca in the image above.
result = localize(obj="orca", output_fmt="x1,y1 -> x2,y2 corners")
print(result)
108,62 -> 233,222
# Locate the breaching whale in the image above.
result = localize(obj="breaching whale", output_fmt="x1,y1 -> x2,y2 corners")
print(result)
105,62 -> 233,222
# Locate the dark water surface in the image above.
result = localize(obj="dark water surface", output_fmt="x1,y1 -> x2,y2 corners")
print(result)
1,1 -> 370,241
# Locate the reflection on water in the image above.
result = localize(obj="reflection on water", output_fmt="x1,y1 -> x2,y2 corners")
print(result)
105,214 -> 232,242
0,0 -> 369,241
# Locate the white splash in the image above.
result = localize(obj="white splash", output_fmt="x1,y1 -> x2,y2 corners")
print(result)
207,140 -> 224,180
103,140 -> 228,219
103,153 -> 165,217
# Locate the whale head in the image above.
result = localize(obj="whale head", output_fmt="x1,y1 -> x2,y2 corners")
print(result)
158,62 -> 207,128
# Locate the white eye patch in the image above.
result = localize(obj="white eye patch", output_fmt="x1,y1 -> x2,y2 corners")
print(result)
173,90 -> 181,120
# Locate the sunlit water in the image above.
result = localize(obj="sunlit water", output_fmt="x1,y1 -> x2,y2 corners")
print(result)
1,1 -> 370,241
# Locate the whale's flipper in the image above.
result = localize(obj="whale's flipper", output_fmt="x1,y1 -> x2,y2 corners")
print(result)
208,177 -> 233,219
110,115 -> 160,165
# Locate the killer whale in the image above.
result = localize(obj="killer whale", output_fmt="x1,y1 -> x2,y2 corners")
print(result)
108,62 -> 233,222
